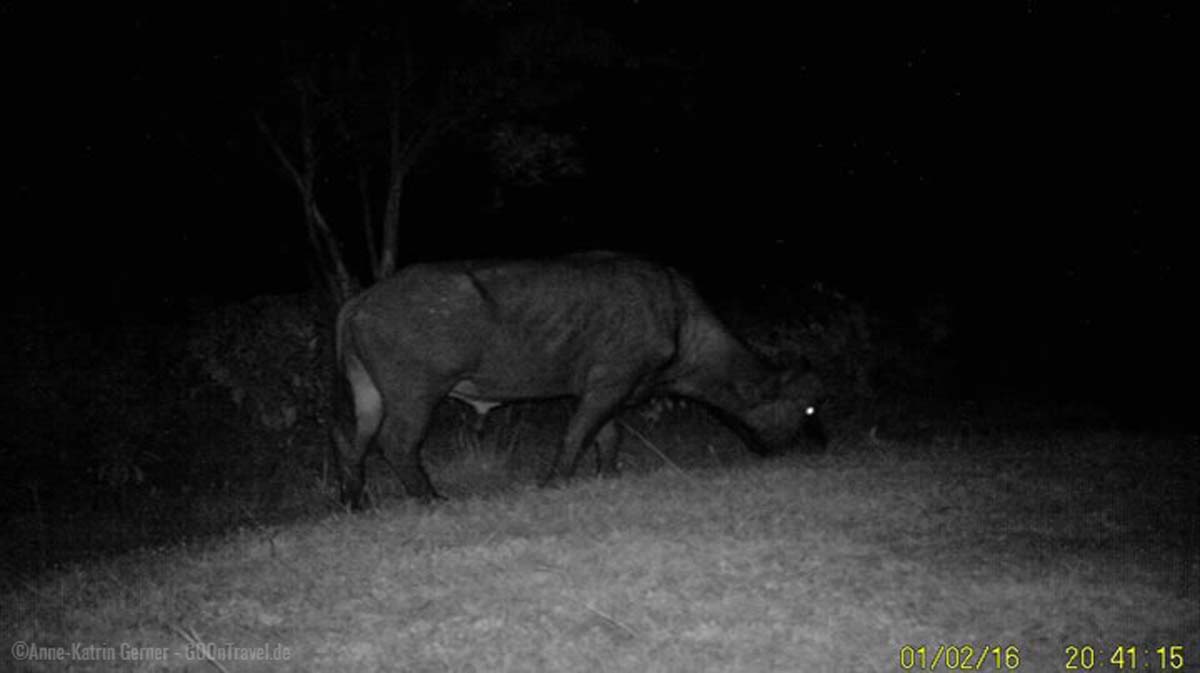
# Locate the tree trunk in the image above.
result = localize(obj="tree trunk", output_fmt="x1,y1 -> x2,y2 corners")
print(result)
255,81 -> 356,305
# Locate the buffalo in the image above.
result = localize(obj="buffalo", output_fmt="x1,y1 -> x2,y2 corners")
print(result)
335,251 -> 823,507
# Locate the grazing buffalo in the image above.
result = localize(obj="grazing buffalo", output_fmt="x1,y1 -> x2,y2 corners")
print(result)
335,251 -> 823,507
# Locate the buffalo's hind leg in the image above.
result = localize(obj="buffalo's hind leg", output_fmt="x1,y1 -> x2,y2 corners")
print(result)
339,353 -> 383,510
376,392 -> 443,502
334,428 -> 369,510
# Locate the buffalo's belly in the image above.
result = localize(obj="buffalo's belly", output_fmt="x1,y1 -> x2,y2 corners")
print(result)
447,376 -> 573,405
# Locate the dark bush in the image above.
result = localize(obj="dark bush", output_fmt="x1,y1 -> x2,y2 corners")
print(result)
181,293 -> 335,490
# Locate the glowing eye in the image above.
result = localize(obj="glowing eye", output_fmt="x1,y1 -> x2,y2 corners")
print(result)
804,406 -> 816,416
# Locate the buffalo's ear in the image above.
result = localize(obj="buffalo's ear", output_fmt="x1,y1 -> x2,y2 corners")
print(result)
777,356 -> 816,385
734,378 -> 768,403
778,361 -> 824,402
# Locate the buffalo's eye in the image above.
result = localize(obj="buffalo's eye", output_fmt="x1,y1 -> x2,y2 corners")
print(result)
804,405 -> 817,416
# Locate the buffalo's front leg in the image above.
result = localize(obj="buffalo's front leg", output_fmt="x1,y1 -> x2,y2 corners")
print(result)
377,401 -> 440,501
593,420 -> 623,477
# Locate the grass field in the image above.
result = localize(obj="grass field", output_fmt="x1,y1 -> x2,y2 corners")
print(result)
3,430 -> 1197,672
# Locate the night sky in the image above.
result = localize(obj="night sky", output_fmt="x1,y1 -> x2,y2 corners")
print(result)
4,2 -> 1191,419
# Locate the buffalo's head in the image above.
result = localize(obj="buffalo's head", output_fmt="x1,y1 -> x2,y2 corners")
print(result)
741,365 -> 827,453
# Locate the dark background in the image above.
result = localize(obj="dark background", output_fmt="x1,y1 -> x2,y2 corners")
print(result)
4,1 -> 1192,425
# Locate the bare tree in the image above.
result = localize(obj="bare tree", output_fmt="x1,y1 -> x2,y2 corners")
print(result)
256,2 -> 627,305
255,10 -> 444,304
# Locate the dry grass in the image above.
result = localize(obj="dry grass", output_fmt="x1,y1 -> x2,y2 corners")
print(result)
3,431 -> 1196,672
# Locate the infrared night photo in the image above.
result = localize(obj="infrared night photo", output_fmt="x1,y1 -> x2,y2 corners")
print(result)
2,2 -> 1194,671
